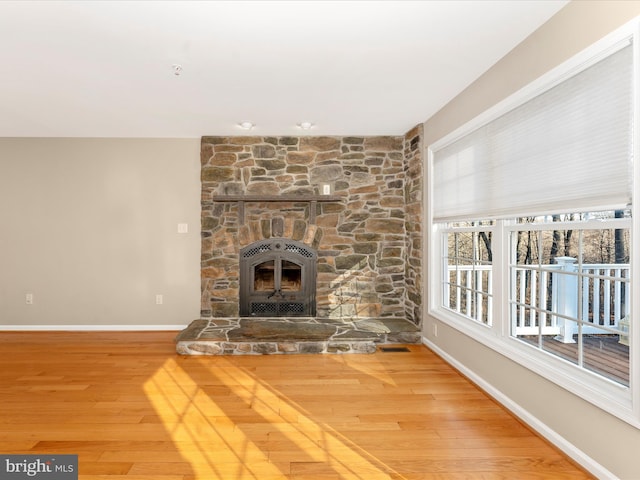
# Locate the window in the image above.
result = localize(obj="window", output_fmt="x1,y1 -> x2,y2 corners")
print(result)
442,221 -> 494,325
428,22 -> 638,425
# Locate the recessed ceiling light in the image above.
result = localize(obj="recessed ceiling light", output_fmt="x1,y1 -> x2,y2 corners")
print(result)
297,121 -> 314,130
238,121 -> 254,130
172,64 -> 183,76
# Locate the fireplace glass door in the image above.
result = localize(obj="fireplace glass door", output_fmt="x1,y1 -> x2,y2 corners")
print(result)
240,239 -> 316,317
253,259 -> 302,293
281,261 -> 302,291
254,260 -> 276,292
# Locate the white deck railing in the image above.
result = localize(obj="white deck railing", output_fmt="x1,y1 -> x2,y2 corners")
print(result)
447,258 -> 630,341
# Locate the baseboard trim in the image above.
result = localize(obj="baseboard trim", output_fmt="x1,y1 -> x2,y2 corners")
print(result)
422,336 -> 615,480
0,324 -> 187,331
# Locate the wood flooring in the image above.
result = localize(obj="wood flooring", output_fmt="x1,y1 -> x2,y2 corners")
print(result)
0,331 -> 593,479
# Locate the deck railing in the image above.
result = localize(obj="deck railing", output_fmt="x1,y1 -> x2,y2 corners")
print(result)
514,258 -> 630,342
447,258 -> 630,341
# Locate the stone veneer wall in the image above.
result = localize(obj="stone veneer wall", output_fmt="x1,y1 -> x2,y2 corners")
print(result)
200,130 -> 423,324
403,125 -> 423,326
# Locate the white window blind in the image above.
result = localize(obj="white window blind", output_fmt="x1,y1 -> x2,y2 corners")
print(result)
432,42 -> 633,222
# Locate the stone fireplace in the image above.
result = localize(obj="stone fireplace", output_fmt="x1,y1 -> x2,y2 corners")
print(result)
200,129 -> 423,324
176,127 -> 423,355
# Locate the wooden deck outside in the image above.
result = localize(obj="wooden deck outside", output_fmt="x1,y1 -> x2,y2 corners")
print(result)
518,334 -> 630,386
0,331 -> 594,479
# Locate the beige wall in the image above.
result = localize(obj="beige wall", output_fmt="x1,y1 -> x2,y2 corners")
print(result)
0,138 -> 201,328
424,0 -> 640,145
423,1 -> 640,478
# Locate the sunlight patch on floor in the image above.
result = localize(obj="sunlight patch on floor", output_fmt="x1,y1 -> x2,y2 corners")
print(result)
144,357 -> 400,479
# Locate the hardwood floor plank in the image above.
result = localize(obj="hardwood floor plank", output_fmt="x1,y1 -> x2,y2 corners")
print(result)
78,476 -> 185,480
0,331 -> 593,479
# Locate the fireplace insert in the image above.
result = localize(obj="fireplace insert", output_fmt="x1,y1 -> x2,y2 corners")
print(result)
239,238 -> 316,316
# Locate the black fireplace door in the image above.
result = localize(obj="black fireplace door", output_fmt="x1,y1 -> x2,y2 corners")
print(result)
239,239 -> 316,316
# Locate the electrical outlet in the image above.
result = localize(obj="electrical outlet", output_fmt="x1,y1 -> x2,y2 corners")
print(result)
25,293 -> 33,305
433,323 -> 438,337
177,223 -> 188,233
155,294 -> 163,305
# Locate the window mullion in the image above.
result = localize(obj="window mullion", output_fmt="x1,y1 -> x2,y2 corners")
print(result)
491,219 -> 506,335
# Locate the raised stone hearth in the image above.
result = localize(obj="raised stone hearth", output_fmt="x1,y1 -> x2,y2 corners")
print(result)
175,317 -> 421,355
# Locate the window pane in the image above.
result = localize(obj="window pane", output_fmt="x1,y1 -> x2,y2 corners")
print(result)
444,228 -> 492,325
582,328 -> 629,386
511,213 -> 631,386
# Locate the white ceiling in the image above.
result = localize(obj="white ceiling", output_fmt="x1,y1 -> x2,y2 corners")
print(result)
0,0 -> 568,138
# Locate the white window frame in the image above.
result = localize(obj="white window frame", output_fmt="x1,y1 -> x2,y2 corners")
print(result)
427,19 -> 640,427
440,223 -> 495,326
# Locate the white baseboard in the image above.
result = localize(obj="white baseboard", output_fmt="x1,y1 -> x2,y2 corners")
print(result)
0,324 -> 187,331
422,336 -> 616,480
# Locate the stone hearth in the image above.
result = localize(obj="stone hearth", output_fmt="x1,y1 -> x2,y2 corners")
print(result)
176,317 -> 421,355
